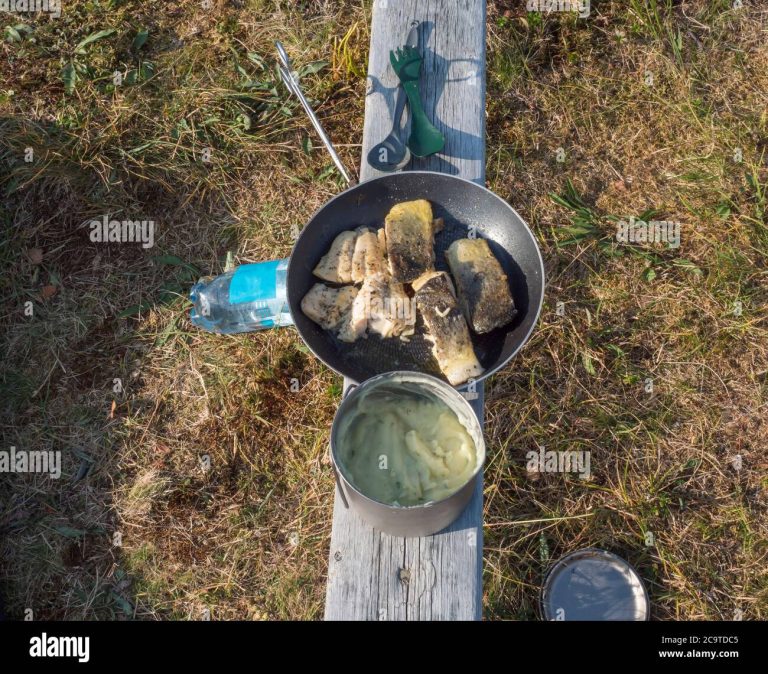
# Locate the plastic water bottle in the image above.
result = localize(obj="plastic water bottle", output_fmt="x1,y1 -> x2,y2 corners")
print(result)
189,259 -> 294,333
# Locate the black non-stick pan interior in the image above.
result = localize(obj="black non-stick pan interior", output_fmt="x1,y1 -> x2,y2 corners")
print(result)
287,171 -> 544,387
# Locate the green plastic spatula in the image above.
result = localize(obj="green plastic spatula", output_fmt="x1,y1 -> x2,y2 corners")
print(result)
390,45 -> 445,158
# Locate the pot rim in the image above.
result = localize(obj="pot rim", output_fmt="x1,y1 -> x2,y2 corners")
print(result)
330,370 -> 486,511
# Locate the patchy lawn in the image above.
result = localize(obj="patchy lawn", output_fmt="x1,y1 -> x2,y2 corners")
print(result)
1,0 -> 766,620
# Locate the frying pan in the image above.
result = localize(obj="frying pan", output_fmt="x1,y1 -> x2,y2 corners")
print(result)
278,44 -> 545,388
287,172 -> 544,387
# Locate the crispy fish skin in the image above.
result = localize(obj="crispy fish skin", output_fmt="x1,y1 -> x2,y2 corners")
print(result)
301,284 -> 358,332
384,199 -> 435,283
445,238 -> 517,334
413,271 -> 484,386
313,230 -> 357,284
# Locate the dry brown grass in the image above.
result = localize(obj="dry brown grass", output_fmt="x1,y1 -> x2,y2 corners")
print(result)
1,0 -> 766,620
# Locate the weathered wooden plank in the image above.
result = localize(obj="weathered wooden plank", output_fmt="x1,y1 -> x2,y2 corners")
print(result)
361,0 -> 486,183
325,0 -> 487,621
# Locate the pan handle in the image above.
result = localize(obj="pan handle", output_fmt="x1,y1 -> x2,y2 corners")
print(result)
276,42 -> 354,187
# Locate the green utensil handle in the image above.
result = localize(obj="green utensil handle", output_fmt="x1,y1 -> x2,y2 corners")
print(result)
401,80 -> 444,158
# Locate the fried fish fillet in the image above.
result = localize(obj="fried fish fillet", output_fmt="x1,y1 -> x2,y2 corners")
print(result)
384,199 -> 435,283
412,271 -> 484,385
351,227 -> 387,283
301,284 -> 358,332
313,230 -> 357,283
337,296 -> 368,343
445,238 -> 517,334
349,272 -> 415,340
369,275 -> 415,339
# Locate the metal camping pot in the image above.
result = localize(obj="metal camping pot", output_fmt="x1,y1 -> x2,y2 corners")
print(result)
540,548 -> 650,621
330,371 -> 485,537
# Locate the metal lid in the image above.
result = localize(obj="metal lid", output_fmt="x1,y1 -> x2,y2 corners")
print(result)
540,548 -> 650,621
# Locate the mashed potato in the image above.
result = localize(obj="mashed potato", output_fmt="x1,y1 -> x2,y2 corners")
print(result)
335,383 -> 478,506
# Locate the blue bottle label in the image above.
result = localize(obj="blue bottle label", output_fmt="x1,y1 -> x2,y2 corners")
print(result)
229,261 -> 278,305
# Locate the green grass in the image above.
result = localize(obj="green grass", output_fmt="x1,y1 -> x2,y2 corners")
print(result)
1,0 -> 767,621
